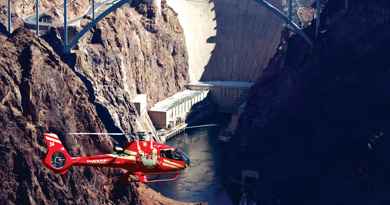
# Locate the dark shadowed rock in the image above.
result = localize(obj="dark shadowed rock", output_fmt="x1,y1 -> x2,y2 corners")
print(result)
233,0 -> 390,204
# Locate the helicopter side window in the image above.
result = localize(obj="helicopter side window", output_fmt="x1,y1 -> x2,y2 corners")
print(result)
160,149 -> 182,161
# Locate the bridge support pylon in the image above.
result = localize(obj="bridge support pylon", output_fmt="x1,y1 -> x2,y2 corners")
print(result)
36,0 -> 40,35
288,0 -> 292,20
7,0 -> 12,34
64,0 -> 68,53
92,0 -> 95,20
315,0 -> 320,39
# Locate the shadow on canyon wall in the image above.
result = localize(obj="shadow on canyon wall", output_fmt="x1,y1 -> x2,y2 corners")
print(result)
233,0 -> 390,204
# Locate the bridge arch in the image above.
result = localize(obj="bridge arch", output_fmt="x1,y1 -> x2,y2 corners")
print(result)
64,0 -> 132,52
254,0 -> 315,47
10,0 -> 319,54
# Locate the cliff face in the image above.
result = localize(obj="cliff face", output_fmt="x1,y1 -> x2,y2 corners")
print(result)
71,1 -> 188,134
0,29 -> 130,205
0,1 -> 188,204
235,0 -> 390,204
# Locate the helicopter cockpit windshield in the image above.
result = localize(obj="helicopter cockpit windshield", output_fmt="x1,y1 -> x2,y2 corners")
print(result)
160,148 -> 191,166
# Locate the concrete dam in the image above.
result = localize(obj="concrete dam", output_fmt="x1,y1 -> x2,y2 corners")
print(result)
143,0 -> 287,136
166,0 -> 284,114
167,0 -> 284,82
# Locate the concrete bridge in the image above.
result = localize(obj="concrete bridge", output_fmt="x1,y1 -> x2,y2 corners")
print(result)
4,0 -> 320,52
3,0 -> 321,113
4,0 -> 133,52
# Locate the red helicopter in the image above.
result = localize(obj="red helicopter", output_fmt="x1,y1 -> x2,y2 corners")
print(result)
42,132 -> 191,183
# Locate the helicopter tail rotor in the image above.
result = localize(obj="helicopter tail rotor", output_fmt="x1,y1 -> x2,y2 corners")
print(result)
42,133 -> 74,175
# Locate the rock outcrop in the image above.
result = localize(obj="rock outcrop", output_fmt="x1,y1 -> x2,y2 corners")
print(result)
0,1 -> 189,204
0,29 -> 131,205
233,0 -> 390,204
70,1 -> 188,134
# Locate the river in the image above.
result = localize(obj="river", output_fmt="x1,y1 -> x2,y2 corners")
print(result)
151,126 -> 233,205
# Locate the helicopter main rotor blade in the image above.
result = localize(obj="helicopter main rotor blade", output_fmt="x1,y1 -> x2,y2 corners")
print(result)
68,133 -> 127,136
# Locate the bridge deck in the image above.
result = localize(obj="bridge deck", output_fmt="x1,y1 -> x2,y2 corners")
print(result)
8,0 -> 319,54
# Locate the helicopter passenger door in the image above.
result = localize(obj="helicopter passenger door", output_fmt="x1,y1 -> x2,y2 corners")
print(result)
140,147 -> 158,168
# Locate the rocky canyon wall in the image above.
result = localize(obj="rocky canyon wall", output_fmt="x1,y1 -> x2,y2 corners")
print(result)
233,0 -> 390,204
69,1 -> 188,134
0,29 -> 132,205
0,1 -> 189,204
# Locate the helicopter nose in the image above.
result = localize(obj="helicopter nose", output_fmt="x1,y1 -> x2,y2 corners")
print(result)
180,152 -> 190,167
185,157 -> 191,167
183,153 -> 191,167
176,148 -> 191,168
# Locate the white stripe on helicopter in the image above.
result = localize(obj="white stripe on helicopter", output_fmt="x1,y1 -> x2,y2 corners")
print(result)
163,159 -> 182,167
46,133 -> 59,139
45,137 -> 62,144
107,154 -> 136,161
162,163 -> 178,169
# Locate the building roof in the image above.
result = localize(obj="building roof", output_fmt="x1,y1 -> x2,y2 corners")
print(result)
149,90 -> 209,112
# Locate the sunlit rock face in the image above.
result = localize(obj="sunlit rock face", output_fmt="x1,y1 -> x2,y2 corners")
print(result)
0,1 -> 190,204
234,0 -> 390,204
72,2 -> 188,133
0,29 -> 127,205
